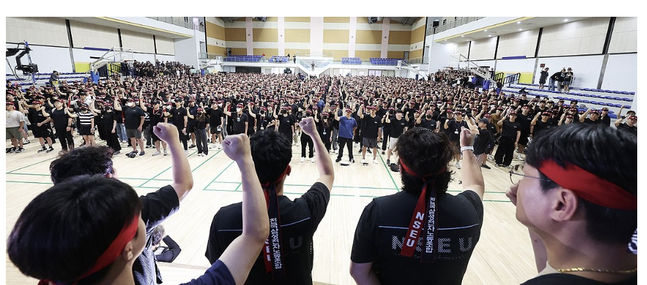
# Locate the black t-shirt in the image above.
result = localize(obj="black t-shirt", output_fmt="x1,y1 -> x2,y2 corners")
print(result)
208,108 -> 224,126
124,106 -> 145,129
28,108 -> 48,125
446,119 -> 468,142
231,112 -> 248,135
418,118 -> 438,131
50,108 -> 70,130
101,111 -> 117,127
361,114 -> 382,139
473,128 -> 492,155
170,107 -> 187,127
134,185 -> 180,285
351,190 -> 483,285
516,113 -> 532,134
149,107 -> 165,126
501,120 -> 521,139
389,117 -> 407,138
278,114 -> 294,137
533,120 -> 554,138
617,123 -> 637,136
521,273 -> 637,285
206,182 -> 330,285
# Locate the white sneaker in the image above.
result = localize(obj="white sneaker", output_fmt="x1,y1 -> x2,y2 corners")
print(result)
361,159 -> 367,165
456,162 -> 462,169
311,158 -> 315,163
209,144 -> 216,149
163,150 -> 168,156
300,157 -> 305,163
152,151 -> 161,156
373,159 -> 378,164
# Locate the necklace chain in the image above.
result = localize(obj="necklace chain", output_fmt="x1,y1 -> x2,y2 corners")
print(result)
556,267 -> 637,274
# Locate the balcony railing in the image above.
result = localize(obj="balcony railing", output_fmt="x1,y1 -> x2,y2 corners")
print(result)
148,17 -> 205,32
427,17 -> 484,35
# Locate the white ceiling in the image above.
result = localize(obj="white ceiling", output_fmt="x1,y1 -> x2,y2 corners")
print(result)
435,17 -> 590,44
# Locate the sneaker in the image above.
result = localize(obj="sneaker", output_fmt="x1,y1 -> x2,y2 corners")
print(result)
113,151 -> 120,155
38,146 -> 47,153
15,147 -> 24,153
481,164 -> 491,169
164,150 -> 169,156
146,145 -> 152,149
311,158 -> 315,163
300,157 -> 305,163
23,140 -> 30,145
152,151 -> 161,156
6,147 -> 15,153
209,144 -> 216,149
361,159 -> 367,165
386,159 -> 391,165
139,151 -> 145,156
367,149 -> 372,154
382,150 -> 385,155
335,157 -> 341,162
372,159 -> 378,164
185,150 -> 189,155
350,158 -> 355,163
47,146 -> 54,152
128,152 -> 137,158
58,150 -> 66,155
189,144 -> 196,148
517,153 -> 523,160
455,162 -> 461,169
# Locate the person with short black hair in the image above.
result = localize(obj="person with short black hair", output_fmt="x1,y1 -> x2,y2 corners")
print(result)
335,107 -> 358,163
350,127 -> 485,285
358,105 -> 382,165
28,100 -> 55,153
206,117 -> 334,285
506,123 -> 636,285
9,132 -> 270,285
384,109 -> 408,166
495,111 -> 521,167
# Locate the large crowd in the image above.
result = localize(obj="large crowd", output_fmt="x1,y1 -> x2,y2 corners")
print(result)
6,63 -> 637,168
5,61 -> 638,285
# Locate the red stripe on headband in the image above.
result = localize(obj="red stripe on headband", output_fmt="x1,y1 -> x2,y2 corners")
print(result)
79,215 -> 140,280
399,159 -> 445,262
538,160 -> 636,211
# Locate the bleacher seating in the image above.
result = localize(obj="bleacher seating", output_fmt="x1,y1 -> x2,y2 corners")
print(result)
369,58 -> 401,66
6,72 -> 90,87
502,83 -> 634,119
224,55 -> 263,62
269,56 -> 290,63
342,57 -> 361,65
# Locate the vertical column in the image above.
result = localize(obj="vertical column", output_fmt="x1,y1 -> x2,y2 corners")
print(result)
310,17 -> 324,56
381,18 -> 390,58
246,17 -> 254,55
278,17 -> 285,56
348,17 -> 357,57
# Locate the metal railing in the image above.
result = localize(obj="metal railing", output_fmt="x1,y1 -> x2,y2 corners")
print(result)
427,17 -> 484,35
504,73 -> 521,87
148,17 -> 205,32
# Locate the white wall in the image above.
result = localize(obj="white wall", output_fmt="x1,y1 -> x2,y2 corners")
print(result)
6,17 -> 69,47
497,29 -> 539,59
539,18 -> 609,57
69,20 -> 120,49
155,36 -> 175,55
601,53 -> 637,92
427,40 -> 457,71
121,29 -> 155,53
494,58 -> 535,75
470,37 -> 497,60
535,55 -> 604,89
608,17 -> 637,54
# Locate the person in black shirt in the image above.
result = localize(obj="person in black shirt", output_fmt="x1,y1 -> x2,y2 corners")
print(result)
384,109 -> 407,166
599,107 -> 612,126
467,117 -> 493,169
516,105 -> 532,160
169,99 -> 189,153
28,101 -> 54,153
206,117 -> 334,285
315,111 -> 333,153
506,124 -> 636,285
538,67 -> 549,89
224,103 -> 249,135
351,127 -> 485,285
277,106 -> 295,141
299,109 -> 315,162
194,108 -> 209,157
530,112 -> 554,140
97,102 -> 122,155
49,99 -> 75,154
616,115 -> 637,136
207,101 -> 224,149
186,99 -> 198,148
444,111 -> 468,169
494,112 -> 521,167
145,101 -> 167,156
116,98 -> 146,157
579,108 -> 603,124
358,105 -> 382,165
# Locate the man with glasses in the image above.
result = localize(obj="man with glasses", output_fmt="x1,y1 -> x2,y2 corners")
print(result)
506,124 -> 636,284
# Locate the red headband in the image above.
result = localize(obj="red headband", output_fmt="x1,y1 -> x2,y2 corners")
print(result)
538,160 -> 636,211
399,159 -> 446,262
39,215 -> 140,285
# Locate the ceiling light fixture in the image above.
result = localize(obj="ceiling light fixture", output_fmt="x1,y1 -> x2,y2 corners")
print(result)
564,19 -> 569,22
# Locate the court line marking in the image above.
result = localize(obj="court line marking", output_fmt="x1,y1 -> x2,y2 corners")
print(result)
6,157 -> 56,174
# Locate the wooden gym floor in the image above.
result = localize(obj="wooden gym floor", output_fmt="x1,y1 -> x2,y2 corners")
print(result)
5,134 -> 537,284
